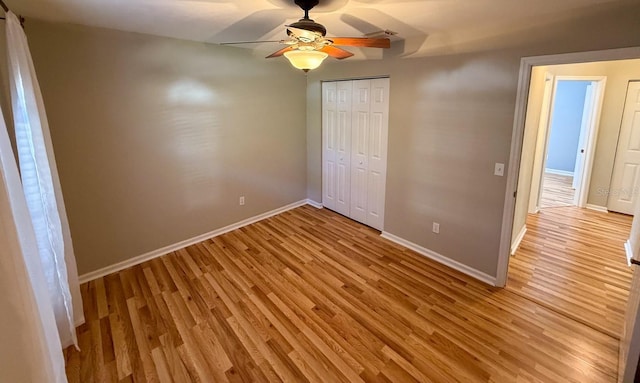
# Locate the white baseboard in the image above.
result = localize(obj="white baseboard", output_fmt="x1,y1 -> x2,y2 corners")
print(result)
380,231 -> 497,286
586,204 -> 608,213
625,240 -> 634,267
511,225 -> 527,255
79,199 -> 313,283
545,168 -> 574,177
306,199 -> 323,209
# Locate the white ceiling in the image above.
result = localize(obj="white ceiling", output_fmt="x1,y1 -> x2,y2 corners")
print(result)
10,0 -> 629,59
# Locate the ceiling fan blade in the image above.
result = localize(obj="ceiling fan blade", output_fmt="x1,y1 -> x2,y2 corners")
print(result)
266,46 -> 295,58
212,9 -> 290,44
320,46 -> 354,59
329,37 -> 391,48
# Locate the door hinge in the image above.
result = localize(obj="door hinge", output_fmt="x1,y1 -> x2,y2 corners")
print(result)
513,191 -> 517,198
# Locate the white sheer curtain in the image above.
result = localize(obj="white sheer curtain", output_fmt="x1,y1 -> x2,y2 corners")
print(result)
6,11 -> 83,348
0,86 -> 67,382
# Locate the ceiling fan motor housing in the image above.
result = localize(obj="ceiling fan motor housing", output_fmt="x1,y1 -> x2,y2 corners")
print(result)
287,19 -> 327,37
290,0 -> 326,36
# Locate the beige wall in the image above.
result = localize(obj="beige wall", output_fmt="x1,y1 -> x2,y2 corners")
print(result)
512,59 -> 640,243
25,20 -> 308,275
308,3 -> 640,277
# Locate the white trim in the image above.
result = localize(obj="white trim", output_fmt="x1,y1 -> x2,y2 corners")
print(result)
306,199 -> 323,209
496,55 -> 533,287
74,316 -> 85,327
79,199 -> 312,283
625,240 -> 634,267
511,225 -> 527,255
380,231 -> 497,286
497,46 -> 640,287
586,204 -> 609,213
545,168 -> 574,177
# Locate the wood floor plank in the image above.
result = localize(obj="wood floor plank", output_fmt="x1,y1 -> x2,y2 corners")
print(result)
67,205 -> 625,382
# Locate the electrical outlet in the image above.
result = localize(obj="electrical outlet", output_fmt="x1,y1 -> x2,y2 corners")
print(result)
494,163 -> 505,177
239,196 -> 245,206
432,222 -> 440,234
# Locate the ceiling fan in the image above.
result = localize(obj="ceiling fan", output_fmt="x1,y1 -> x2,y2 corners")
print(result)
221,0 -> 391,72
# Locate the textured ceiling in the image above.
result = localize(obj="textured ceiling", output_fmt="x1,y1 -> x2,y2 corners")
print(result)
9,0 -> 631,58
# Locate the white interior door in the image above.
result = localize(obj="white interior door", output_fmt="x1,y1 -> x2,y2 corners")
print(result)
350,79 -> 370,224
366,78 -> 390,229
322,81 -> 352,216
322,82 -> 337,211
609,82 -> 640,215
335,82 -> 353,216
573,84 -> 593,191
529,72 -> 555,214
349,78 -> 390,230
322,78 -> 389,231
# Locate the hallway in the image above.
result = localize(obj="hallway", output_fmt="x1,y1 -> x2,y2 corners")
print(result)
508,206 -> 633,338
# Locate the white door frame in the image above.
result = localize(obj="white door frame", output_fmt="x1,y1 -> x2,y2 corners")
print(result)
496,46 -> 640,288
532,76 -> 607,210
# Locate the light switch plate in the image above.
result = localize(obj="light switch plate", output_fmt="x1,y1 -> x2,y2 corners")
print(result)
494,163 -> 505,177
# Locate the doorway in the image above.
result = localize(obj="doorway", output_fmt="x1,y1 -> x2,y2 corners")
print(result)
497,48 -> 640,381
535,77 -> 606,210
508,62 -> 631,338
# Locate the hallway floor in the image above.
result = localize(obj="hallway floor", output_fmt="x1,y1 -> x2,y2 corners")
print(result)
540,173 -> 576,208
508,206 -> 632,338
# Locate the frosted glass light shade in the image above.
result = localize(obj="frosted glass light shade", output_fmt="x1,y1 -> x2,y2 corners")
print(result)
284,50 -> 329,71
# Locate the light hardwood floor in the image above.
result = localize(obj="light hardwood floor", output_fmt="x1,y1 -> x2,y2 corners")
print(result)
540,173 -> 576,208
508,206 -> 633,339
66,205 -> 621,382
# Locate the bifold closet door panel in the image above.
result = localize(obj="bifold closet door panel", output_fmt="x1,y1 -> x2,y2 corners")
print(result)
322,82 -> 337,211
335,81 -> 353,216
366,78 -> 390,230
322,81 -> 352,217
350,79 -> 371,225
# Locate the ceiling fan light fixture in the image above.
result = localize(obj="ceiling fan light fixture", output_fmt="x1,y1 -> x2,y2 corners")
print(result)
283,49 -> 328,72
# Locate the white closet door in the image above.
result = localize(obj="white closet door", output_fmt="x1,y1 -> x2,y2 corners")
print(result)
350,79 -> 371,224
323,78 -> 389,231
335,81 -> 353,216
323,81 -> 352,216
322,82 -> 337,211
366,78 -> 390,229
